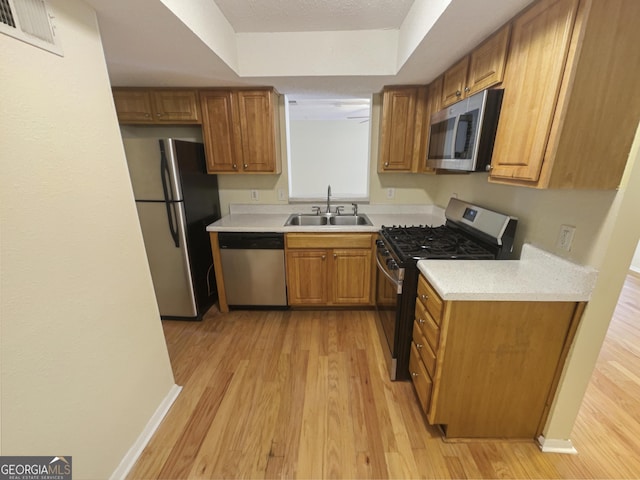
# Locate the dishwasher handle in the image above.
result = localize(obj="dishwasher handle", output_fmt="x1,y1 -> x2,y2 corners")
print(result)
218,232 -> 284,249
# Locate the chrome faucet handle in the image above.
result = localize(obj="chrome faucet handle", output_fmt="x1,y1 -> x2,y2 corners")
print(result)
311,206 -> 322,215
335,206 -> 344,215
351,203 -> 358,215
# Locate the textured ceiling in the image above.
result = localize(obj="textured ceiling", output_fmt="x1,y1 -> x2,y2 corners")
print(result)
213,0 -> 415,32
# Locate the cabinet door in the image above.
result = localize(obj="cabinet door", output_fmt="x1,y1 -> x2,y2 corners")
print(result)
113,89 -> 154,123
331,248 -> 372,304
420,76 -> 443,173
441,57 -> 469,107
199,90 -> 239,173
286,250 -> 328,305
466,24 -> 511,96
378,87 -> 418,172
489,0 -> 579,183
236,90 -> 277,173
152,90 -> 201,123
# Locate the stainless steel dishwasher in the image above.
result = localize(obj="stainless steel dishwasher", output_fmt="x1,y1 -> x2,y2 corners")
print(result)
217,232 -> 288,307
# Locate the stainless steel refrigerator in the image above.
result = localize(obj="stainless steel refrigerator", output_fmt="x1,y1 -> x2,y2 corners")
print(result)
123,138 -> 220,320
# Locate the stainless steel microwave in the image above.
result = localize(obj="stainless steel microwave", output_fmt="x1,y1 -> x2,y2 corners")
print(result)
426,88 -> 503,172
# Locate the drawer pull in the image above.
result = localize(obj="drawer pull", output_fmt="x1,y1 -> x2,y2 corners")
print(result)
411,372 -> 418,377
416,343 -> 423,349
418,317 -> 425,325
421,294 -> 428,301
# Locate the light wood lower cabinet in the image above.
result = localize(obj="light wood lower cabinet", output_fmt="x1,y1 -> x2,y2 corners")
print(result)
285,233 -> 374,306
410,274 -> 585,439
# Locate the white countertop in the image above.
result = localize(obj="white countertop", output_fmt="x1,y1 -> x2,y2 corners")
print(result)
206,203 -> 446,233
417,244 -> 598,302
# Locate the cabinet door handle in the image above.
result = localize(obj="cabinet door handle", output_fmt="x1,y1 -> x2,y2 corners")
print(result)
456,90 -> 462,97
418,318 -> 425,325
243,164 -> 248,169
421,294 -> 428,301
384,162 -> 389,167
416,343 -> 423,349
333,253 -> 337,259
411,372 -> 418,378
232,164 -> 237,169
156,113 -> 162,117
464,86 -> 470,93
322,255 -> 326,260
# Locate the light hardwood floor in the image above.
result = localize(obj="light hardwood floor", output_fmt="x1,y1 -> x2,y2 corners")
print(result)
128,274 -> 640,479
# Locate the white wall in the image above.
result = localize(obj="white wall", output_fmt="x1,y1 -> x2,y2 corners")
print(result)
0,1 -> 176,477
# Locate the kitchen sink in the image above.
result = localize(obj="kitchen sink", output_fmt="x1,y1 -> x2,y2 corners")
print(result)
329,214 -> 372,226
284,214 -> 328,226
284,213 -> 372,226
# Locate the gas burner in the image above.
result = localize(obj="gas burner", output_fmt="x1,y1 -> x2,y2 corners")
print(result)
380,224 -> 496,261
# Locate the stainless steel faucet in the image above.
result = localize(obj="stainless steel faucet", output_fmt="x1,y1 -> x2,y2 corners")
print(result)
326,185 -> 331,213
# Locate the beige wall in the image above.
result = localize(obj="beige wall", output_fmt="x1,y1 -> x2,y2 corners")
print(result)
631,242 -> 640,273
0,1 -> 176,477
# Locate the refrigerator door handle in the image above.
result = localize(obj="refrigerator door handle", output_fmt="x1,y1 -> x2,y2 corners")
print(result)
160,141 -> 180,248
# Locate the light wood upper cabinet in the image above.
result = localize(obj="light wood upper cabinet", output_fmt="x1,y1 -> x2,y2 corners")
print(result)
467,24 -> 511,96
285,233 -> 374,306
378,86 -> 427,173
440,25 -> 511,108
489,0 -> 640,189
410,274 -> 585,439
235,90 -> 280,173
200,88 -> 281,174
199,90 -> 238,173
441,57 -> 470,108
112,88 -> 201,124
419,76 -> 444,173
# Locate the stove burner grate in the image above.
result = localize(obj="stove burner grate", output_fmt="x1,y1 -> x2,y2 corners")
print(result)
381,225 -> 496,261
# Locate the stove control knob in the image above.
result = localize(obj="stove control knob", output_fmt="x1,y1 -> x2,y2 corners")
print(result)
386,259 -> 398,270
375,239 -> 385,248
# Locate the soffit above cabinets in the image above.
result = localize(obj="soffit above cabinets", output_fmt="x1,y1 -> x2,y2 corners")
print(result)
84,0 -> 535,97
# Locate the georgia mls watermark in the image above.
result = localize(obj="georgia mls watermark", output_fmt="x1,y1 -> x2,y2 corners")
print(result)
0,457 -> 72,480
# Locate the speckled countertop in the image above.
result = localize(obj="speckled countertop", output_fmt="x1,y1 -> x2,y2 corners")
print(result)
417,244 -> 598,302
206,203 -> 446,233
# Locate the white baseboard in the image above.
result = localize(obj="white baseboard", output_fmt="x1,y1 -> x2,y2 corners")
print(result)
109,384 -> 182,480
537,435 -> 578,454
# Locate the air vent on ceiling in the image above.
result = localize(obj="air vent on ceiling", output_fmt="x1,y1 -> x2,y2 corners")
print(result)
0,0 -> 63,56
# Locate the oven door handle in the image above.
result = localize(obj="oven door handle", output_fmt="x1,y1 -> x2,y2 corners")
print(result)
376,254 -> 402,294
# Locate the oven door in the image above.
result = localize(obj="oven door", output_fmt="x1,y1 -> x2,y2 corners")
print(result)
374,248 -> 403,380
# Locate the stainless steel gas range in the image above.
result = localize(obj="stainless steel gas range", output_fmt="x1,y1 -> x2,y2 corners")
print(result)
375,197 -> 518,380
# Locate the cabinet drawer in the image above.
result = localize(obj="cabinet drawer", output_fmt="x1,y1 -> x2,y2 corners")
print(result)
413,321 -> 437,378
409,342 -> 433,414
417,275 -> 443,324
414,299 -> 440,353
286,233 -> 372,249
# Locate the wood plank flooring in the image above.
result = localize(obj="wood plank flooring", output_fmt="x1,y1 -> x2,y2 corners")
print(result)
128,274 -> 640,479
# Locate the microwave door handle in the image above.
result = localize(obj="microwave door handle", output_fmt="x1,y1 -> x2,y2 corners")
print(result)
450,114 -> 461,158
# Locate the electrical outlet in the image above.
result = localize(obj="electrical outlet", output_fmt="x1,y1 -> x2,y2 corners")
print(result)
278,188 -> 286,201
557,225 -> 576,251
250,189 -> 259,201
387,188 -> 395,199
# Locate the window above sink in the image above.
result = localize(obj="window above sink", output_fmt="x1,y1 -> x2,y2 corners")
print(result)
285,95 -> 371,202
